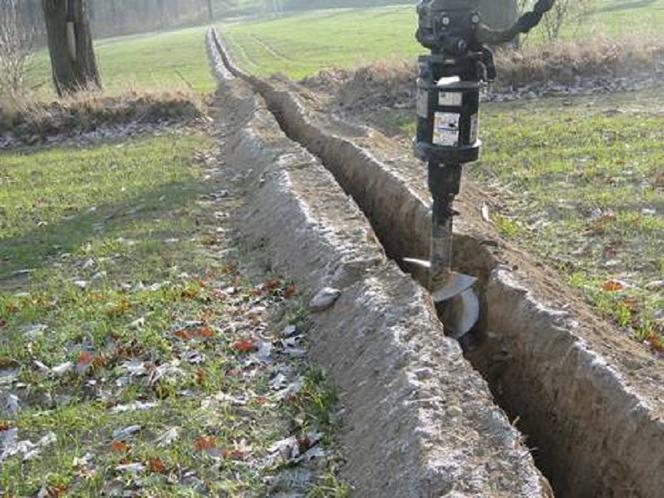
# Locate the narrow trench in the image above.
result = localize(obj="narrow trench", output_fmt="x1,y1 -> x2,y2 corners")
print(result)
210,33 -> 653,498
261,103 -> 560,494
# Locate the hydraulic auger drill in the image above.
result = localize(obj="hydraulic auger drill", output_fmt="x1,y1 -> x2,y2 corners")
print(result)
407,0 -> 555,340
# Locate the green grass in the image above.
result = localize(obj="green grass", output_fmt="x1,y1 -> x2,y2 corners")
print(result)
0,133 -> 345,495
222,1 -> 664,80
22,1 -> 664,96
223,5 -> 420,80
27,26 -> 215,96
474,88 -> 664,346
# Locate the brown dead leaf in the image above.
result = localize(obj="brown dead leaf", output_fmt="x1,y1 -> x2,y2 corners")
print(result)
194,436 -> 216,451
284,283 -> 297,299
620,298 -> 640,313
196,368 -> 207,385
602,279 -> 626,292
0,421 -> 12,431
222,449 -> 246,461
173,329 -> 192,340
232,340 -> 257,353
174,326 -> 214,340
194,326 -> 214,339
78,351 -> 93,366
646,333 -> 664,354
147,457 -> 167,474
265,278 -> 282,292
111,440 -> 130,453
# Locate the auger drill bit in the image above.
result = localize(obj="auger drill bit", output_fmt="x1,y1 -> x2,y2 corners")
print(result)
410,0 -> 555,339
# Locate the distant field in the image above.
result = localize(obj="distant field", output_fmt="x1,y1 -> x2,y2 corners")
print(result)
223,1 -> 664,79
27,26 -> 214,96
24,1 -> 664,96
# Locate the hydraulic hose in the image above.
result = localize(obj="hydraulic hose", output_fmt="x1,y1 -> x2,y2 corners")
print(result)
475,0 -> 556,45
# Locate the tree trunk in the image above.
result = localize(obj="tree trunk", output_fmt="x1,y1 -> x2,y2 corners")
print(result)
207,0 -> 214,21
42,0 -> 101,96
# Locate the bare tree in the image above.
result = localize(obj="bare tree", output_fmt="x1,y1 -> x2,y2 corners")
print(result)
41,0 -> 101,96
540,0 -> 597,41
0,0 -> 36,101
207,0 -> 214,21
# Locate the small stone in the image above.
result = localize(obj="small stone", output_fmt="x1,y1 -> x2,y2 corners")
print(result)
645,280 -> 664,291
413,368 -> 433,380
447,405 -> 463,418
281,325 -> 298,338
52,362 -> 74,376
309,287 -> 341,312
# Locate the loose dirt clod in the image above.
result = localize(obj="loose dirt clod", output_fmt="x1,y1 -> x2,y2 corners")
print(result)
309,287 -> 341,312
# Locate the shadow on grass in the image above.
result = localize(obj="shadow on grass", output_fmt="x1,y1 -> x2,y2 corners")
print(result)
0,179 -> 203,285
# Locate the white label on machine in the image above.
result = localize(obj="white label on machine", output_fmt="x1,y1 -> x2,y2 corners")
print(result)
438,91 -> 462,107
437,76 -> 461,107
470,113 -> 478,143
433,112 -> 460,147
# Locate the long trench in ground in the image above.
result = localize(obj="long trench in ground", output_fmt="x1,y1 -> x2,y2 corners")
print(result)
210,29 -> 664,498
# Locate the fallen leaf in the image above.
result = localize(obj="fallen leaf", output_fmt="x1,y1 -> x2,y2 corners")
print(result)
481,203 -> 491,222
78,351 -> 93,366
52,362 -> 74,376
154,427 -> 179,448
194,436 -> 216,451
110,401 -> 158,413
148,457 -> 167,474
115,462 -> 144,473
194,326 -> 214,339
602,279 -> 626,292
173,329 -> 192,340
283,283 -> 297,298
232,340 -> 257,353
112,425 -> 141,440
196,368 -> 207,385
110,440 -> 130,453
222,448 -> 246,461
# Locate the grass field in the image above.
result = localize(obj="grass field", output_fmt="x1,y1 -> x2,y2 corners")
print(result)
222,1 -> 664,80
476,89 -> 664,346
24,1 -> 664,97
0,134 -> 343,495
27,26 -> 215,96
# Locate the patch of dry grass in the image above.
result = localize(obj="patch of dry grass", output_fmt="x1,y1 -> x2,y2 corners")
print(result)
301,35 -> 664,111
0,90 -> 206,145
496,35 -> 664,87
